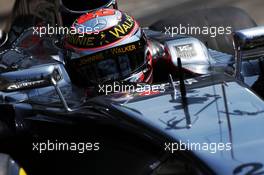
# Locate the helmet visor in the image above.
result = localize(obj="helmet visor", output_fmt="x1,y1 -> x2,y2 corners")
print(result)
68,41 -> 147,85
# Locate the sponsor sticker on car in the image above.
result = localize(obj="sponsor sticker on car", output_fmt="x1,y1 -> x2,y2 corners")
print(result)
175,44 -> 197,59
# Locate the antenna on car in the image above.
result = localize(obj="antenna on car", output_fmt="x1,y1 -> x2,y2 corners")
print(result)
168,58 -> 191,128
177,57 -> 191,128
169,74 -> 177,101
177,57 -> 187,104
221,81 -> 235,159
168,58 -> 187,103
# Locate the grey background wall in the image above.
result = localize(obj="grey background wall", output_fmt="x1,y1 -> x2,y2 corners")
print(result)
119,0 -> 264,26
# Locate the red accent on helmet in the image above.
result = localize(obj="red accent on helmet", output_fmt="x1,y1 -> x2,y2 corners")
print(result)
77,9 -> 116,24
65,21 -> 139,52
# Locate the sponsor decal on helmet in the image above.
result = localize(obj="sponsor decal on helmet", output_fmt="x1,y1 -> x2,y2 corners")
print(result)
111,44 -> 136,55
66,12 -> 136,49
78,53 -> 105,66
108,14 -> 135,38
73,42 -> 140,67
67,36 -> 96,47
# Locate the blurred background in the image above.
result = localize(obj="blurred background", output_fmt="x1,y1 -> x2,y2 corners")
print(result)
119,0 -> 264,26
0,0 -> 263,30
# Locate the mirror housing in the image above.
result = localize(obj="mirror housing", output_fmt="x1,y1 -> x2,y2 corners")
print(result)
233,26 -> 264,81
0,65 -> 62,92
233,26 -> 264,50
0,65 -> 72,111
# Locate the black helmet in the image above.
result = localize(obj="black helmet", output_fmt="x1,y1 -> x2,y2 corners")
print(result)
64,8 -> 153,87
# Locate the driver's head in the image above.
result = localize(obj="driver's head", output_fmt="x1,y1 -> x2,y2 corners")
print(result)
60,0 -> 118,26
64,8 -> 153,87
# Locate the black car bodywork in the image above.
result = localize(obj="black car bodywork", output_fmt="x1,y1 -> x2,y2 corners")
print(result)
1,73 -> 264,175
0,0 -> 264,175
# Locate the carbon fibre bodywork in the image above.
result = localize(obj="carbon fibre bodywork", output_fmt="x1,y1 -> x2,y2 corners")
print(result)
0,17 -> 263,175
103,74 -> 264,175
1,73 -> 264,175
0,1 -> 264,175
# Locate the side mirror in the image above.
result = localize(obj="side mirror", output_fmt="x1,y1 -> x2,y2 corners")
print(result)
0,65 -> 62,92
0,65 -> 72,111
0,30 -> 8,47
233,26 -> 264,50
0,64 -> 75,112
233,26 -> 264,81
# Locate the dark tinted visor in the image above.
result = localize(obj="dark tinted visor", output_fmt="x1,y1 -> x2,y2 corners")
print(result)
69,40 -> 147,85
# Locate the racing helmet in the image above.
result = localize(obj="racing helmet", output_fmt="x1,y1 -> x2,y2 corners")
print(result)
64,8 -> 153,87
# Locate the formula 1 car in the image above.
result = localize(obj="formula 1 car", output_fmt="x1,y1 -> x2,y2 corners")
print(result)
0,0 -> 264,175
